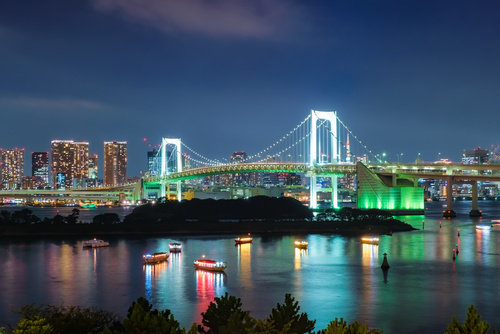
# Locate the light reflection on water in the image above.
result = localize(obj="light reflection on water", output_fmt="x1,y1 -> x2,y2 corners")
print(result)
3,201 -> 500,333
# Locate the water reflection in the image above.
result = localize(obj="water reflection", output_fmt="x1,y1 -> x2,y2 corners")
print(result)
237,243 -> 252,286
195,270 -> 226,320
144,262 -> 168,301
294,248 -> 307,270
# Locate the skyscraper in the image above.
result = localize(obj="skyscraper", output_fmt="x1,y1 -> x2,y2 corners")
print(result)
104,141 -> 127,186
32,152 -> 49,187
88,154 -> 98,179
1,148 -> 24,189
51,140 -> 89,188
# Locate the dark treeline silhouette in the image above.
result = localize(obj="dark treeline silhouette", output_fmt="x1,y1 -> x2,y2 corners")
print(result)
0,196 -> 414,236
2,294 -> 496,334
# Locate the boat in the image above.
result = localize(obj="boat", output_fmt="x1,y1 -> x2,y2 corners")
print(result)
476,224 -> 491,230
80,202 -> 97,208
193,257 -> 227,272
83,238 -> 109,248
294,241 -> 308,249
169,243 -> 182,252
361,237 -> 379,245
235,236 -> 253,244
491,220 -> 500,226
143,252 -> 169,264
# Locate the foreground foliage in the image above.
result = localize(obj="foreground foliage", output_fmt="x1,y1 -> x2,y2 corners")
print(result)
5,294 -> 496,334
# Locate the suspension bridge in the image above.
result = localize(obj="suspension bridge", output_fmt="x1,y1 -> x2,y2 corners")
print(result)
3,110 -> 500,217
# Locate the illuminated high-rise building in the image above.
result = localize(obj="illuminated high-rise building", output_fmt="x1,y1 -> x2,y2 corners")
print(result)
51,140 -> 89,188
1,148 -> 24,189
88,154 -> 98,179
104,141 -> 127,186
32,152 -> 49,187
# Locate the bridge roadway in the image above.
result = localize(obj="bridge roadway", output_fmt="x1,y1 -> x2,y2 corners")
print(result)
0,183 -> 139,203
3,162 -> 500,210
144,162 -> 500,182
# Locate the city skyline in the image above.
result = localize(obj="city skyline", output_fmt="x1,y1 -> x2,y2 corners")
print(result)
1,1 -> 500,176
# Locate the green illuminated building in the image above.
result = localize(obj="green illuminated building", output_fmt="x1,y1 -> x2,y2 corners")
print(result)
357,162 -> 424,214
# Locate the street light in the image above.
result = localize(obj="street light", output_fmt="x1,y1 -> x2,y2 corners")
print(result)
438,152 -> 441,161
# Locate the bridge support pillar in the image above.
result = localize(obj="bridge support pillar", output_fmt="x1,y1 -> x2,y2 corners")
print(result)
176,180 -> 182,202
331,175 -> 338,209
160,180 -> 166,199
469,181 -> 482,217
310,175 -> 317,209
443,177 -> 456,218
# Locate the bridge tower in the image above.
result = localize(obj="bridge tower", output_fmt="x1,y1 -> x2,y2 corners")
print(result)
309,110 -> 339,209
160,138 -> 182,201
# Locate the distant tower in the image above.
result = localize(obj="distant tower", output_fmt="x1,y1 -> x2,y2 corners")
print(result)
88,154 -> 98,179
1,148 -> 24,189
104,141 -> 127,186
32,152 -> 49,186
346,133 -> 351,163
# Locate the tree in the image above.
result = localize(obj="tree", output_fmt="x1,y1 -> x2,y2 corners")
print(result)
445,304 -> 498,334
65,209 -> 80,225
106,297 -> 184,334
92,213 -> 120,225
13,303 -> 119,334
13,317 -> 53,334
268,294 -> 315,334
323,318 -> 384,334
200,293 -> 251,334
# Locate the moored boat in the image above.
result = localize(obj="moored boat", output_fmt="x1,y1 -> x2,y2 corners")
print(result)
235,236 -> 252,244
476,224 -> 491,230
294,240 -> 308,249
143,252 -> 169,264
361,237 -> 379,245
83,238 -> 109,248
169,243 -> 182,252
193,257 -> 227,272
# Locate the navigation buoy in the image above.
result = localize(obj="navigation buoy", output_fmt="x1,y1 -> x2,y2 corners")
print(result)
381,253 -> 390,269
422,220 -> 425,229
456,244 -> 459,255
452,249 -> 456,261
439,221 -> 442,228
458,229 -> 460,237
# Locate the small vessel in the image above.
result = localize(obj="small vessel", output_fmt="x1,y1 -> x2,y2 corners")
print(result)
361,237 -> 379,245
491,220 -> 500,226
235,235 -> 253,244
80,202 -> 97,208
143,252 -> 169,264
169,243 -> 182,252
294,240 -> 308,249
476,224 -> 491,230
193,256 -> 227,272
83,238 -> 109,248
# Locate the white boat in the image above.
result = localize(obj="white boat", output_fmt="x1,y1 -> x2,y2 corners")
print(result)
83,238 -> 109,248
169,243 -> 182,252
476,224 -> 491,230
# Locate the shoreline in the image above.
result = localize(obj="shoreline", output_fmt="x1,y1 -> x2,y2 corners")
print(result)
0,219 -> 417,238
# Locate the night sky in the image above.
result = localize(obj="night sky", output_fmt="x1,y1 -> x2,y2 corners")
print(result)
1,1 -> 500,176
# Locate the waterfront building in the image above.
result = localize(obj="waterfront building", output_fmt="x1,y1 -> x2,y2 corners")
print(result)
0,148 -> 24,189
51,140 -> 89,189
104,140 -> 127,186
147,148 -> 158,174
32,152 -> 49,187
462,146 -> 489,164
